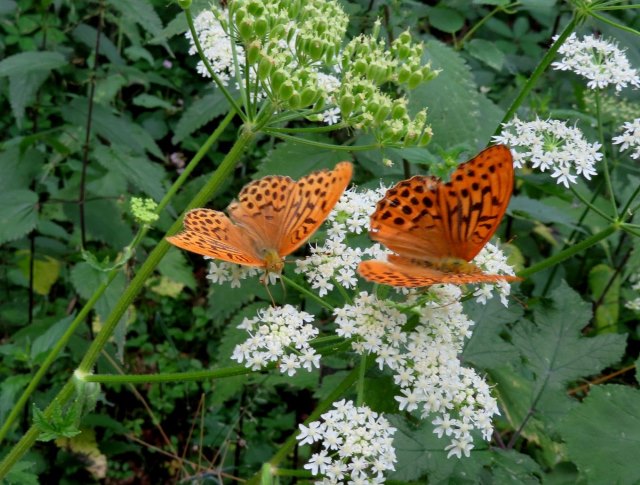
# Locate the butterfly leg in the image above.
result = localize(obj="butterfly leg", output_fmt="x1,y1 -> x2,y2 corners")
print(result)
260,272 -> 277,307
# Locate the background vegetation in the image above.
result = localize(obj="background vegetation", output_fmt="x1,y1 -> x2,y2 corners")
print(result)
1,0 -> 639,483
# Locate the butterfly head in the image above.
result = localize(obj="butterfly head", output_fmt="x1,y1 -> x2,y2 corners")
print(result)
263,249 -> 285,274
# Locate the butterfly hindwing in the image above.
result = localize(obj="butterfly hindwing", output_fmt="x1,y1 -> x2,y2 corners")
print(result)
167,209 -> 264,266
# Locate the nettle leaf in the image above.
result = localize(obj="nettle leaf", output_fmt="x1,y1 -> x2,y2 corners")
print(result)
558,385 -> 640,485
15,251 -> 61,296
0,51 -> 66,77
512,281 -> 626,391
30,315 -> 74,361
428,6 -> 465,33
0,148 -> 41,192
157,248 -> 197,290
509,195 -> 580,229
0,189 -> 38,244
107,0 -> 170,53
257,135 -> 347,179
70,262 -> 127,323
94,145 -> 166,202
411,39 -> 501,149
588,264 -> 620,332
61,98 -> 163,159
4,460 -> 39,485
9,69 -> 49,127
72,24 -> 124,65
33,402 -> 81,442
171,90 -> 229,144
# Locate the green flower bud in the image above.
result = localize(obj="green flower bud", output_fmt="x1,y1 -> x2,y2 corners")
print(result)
408,71 -> 423,89
238,19 -> 254,41
354,59 -> 368,75
422,65 -> 440,82
247,41 -> 261,65
340,94 -> 355,118
247,0 -> 263,16
399,30 -> 412,45
391,103 -> 407,119
313,97 -> 325,112
288,92 -> 301,109
419,129 -> 432,146
271,69 -> 287,92
374,104 -> 391,124
279,80 -> 295,100
177,0 -> 191,9
234,7 -> 247,24
397,65 -> 412,84
254,17 -> 268,37
396,43 -> 411,60
300,87 -> 318,107
258,56 -> 273,79
287,0 -> 301,18
271,23 -> 286,40
309,39 -> 324,61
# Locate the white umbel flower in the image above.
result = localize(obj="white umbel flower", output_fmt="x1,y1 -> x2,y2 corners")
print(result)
297,400 -> 397,483
231,305 -> 320,375
552,33 -> 640,92
494,117 -> 602,188
612,118 -> 640,160
472,242 -> 518,306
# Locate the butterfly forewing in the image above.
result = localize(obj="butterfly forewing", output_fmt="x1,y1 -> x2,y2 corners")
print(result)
277,162 -> 353,255
167,209 -> 264,266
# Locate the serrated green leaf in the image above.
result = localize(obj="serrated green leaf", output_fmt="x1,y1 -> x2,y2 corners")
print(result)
108,0 -> 171,53
489,449 -> 543,483
558,385 -> 640,485
512,282 -> 626,391
0,375 -> 31,423
15,251 -> 61,295
133,93 -> 175,111
0,51 -> 66,77
257,135 -> 347,179
588,264 -> 620,332
61,98 -> 163,159
411,40 -> 488,148
94,145 -> 166,201
171,90 -> 229,144
463,297 -> 523,368
158,248 -> 197,290
509,195 -> 580,228
9,69 -> 49,127
69,262 -> 127,323
4,460 -> 39,485
125,45 -> 154,65
0,189 -> 38,244
428,6 -> 464,33
467,38 -> 506,71
30,315 -> 73,361
72,24 -> 124,65
0,148 -> 41,192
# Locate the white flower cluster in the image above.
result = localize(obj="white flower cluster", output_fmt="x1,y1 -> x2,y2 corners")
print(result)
231,305 -> 320,375
297,400 -> 397,483
296,187 -> 389,296
186,10 -> 239,84
334,289 -> 499,458
472,242 -> 518,306
552,33 -> 640,92
206,260 -> 279,288
494,117 -> 602,188
612,118 -> 640,160
625,275 -> 640,312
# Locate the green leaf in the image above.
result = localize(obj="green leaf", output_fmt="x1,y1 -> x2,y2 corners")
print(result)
4,460 -> 39,485
0,189 -> 38,244
71,24 -> 124,65
64,199 -> 133,248
107,0 -> 171,53
0,148 -> 42,192
171,90 -> 229,144
467,38 -> 506,70
588,264 -> 620,332
463,297 -> 523,368
94,144 -> 166,201
411,39 -> 494,148
512,281 -> 626,391
558,385 -> 640,485
0,51 -> 66,77
33,402 -> 81,442
509,195 -> 580,229
428,6 -> 464,33
70,262 -> 127,323
133,93 -> 175,111
124,45 -> 154,65
30,315 -> 74,361
0,375 -> 31,423
61,98 -> 163,159
157,248 -> 197,290
257,135 -> 347,179
15,251 -> 61,295
9,69 -> 49,127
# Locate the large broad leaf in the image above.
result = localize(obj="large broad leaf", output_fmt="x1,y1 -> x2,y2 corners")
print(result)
256,135 -> 347,179
9,70 -> 49,127
93,145 -> 166,202
509,195 -> 581,229
588,263 -> 620,333
61,98 -> 163,159
107,0 -> 171,54
72,24 -> 124,65
157,248 -> 197,290
411,39 -> 500,149
0,189 -> 38,244
512,281 -> 626,392
558,385 -> 640,485
0,51 -> 66,77
31,315 -> 74,361
462,297 -> 523,368
171,90 -> 229,144
0,148 -> 42,192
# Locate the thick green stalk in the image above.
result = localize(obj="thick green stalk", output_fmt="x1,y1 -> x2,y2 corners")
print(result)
85,366 -> 253,384
493,14 -> 578,136
0,111 -> 235,445
356,354 -> 367,406
518,223 -> 618,278
0,127 -> 256,480
594,90 -> 619,218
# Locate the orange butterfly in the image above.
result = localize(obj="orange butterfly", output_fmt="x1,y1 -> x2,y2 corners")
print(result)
358,145 -> 520,287
167,162 -> 353,276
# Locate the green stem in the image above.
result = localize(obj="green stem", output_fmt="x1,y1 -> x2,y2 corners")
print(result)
0,127 -> 256,480
184,8 -> 246,121
621,224 -> 640,238
493,14 -> 578,136
518,223 -> 619,278
247,365 -> 361,484
331,278 -> 353,305
281,274 -> 334,311
590,11 -> 640,36
570,185 -> 614,222
0,110 -> 236,445
356,353 -> 367,406
457,2 -> 519,49
594,90 -> 619,218
267,122 -> 349,134
621,183 -> 640,216
264,130 -> 380,151
86,366 -> 253,384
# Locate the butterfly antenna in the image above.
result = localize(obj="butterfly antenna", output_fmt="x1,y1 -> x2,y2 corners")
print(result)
279,274 -> 287,299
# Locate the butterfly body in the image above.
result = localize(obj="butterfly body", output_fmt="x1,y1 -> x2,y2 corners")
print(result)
358,145 -> 519,288
167,162 -> 353,277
